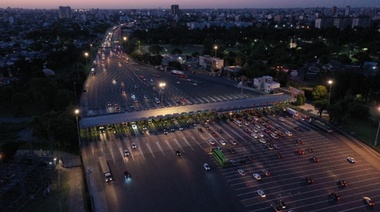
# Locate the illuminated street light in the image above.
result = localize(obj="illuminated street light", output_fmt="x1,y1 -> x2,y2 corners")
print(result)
213,45 -> 218,57
74,109 -> 81,148
375,107 -> 380,146
159,82 -> 166,103
84,52 -> 89,64
328,80 -> 333,104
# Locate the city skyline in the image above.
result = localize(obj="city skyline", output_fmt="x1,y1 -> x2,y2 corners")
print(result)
1,0 -> 379,10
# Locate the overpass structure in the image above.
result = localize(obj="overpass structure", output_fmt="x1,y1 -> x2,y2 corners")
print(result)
79,94 -> 293,128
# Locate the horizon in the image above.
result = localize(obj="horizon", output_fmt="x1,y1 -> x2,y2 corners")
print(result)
1,0 -> 380,10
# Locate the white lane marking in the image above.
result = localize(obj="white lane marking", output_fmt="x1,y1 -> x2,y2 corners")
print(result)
182,137 -> 194,151
156,141 -> 165,156
146,143 -> 155,158
164,140 -> 173,152
173,138 -> 184,152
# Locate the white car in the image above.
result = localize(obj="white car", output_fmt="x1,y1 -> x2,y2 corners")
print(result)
229,139 -> 237,145
124,149 -> 130,156
203,163 -> 210,170
132,143 -> 137,149
220,140 -> 226,146
251,133 -> 258,138
253,173 -> 261,180
259,138 -> 267,144
347,157 -> 356,163
208,140 -> 216,145
238,169 -> 246,176
253,128 -> 259,133
279,117 -> 285,122
257,189 -> 266,197
285,131 -> 293,136
258,132 -> 264,137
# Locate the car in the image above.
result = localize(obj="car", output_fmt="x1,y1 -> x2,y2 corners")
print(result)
229,148 -> 236,154
175,150 -> 181,156
278,200 -> 287,209
124,150 -> 130,157
218,128 -> 223,133
259,138 -> 267,144
311,156 -> 320,162
123,170 -> 131,178
198,128 -> 203,132
264,129 -> 271,134
266,143 -> 274,150
305,177 -> 314,184
211,132 -> 217,137
308,148 -> 314,153
298,149 -> 305,155
271,204 -> 282,212
329,192 -> 340,200
258,132 -> 264,137
285,131 -> 293,136
253,173 -> 261,180
263,169 -> 271,176
363,196 -> 375,206
203,163 -> 210,170
277,153 -> 283,159
279,117 -> 285,121
251,133 -> 258,138
238,169 -> 246,176
220,140 -> 226,145
257,189 -> 266,197
273,144 -> 280,150
132,143 -> 137,149
244,128 -> 250,133
208,140 -> 216,145
295,126 -> 301,131
347,157 -> 356,163
296,139 -> 304,144
338,180 -> 348,187
229,139 -> 237,145
253,128 -> 259,133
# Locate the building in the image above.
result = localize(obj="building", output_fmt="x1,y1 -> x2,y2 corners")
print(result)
315,16 -> 371,29
58,6 -> 72,19
198,56 -> 224,73
253,76 -> 280,93
171,5 -> 179,16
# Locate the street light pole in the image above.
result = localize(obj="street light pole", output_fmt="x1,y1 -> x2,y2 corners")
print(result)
328,80 -> 333,104
159,82 -> 166,103
214,45 -> 218,57
375,107 -> 380,146
75,109 -> 81,148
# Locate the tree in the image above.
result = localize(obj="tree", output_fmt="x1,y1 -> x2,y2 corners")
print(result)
313,99 -> 329,118
294,93 -> 306,106
312,85 -> 328,101
148,44 -> 163,55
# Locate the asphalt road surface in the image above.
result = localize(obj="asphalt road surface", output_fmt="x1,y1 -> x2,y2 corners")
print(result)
82,111 -> 380,212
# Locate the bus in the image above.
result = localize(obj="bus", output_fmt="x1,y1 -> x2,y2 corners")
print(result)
311,119 -> 332,133
212,149 -> 229,167
99,156 -> 113,182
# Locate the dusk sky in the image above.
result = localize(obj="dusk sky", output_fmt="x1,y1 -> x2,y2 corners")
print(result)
1,0 -> 379,9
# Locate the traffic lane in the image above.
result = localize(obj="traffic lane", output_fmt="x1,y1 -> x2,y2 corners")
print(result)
109,145 -> 244,212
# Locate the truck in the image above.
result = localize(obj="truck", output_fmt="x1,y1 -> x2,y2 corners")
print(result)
99,156 -> 113,182
285,107 -> 299,117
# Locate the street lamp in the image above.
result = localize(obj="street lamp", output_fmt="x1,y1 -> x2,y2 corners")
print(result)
328,80 -> 333,104
74,109 -> 81,148
375,107 -> 380,146
159,82 -> 166,103
213,45 -> 218,57
84,52 -> 89,65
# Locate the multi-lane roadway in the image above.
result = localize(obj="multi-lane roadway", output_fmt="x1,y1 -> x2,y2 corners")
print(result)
82,110 -> 380,212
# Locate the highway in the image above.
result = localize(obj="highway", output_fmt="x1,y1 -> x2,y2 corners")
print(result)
80,27 -> 380,212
